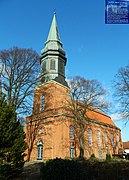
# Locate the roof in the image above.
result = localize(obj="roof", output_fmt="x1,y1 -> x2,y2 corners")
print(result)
123,142 -> 129,149
87,109 -> 116,127
76,102 -> 117,128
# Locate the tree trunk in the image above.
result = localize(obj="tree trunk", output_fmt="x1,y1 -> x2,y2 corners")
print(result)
79,138 -> 84,159
79,146 -> 84,159
27,147 -> 32,161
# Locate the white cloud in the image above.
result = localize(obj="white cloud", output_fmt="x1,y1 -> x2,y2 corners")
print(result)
111,112 -> 129,121
111,113 -> 123,121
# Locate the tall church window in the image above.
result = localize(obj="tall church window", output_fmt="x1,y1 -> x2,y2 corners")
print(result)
69,126 -> 74,139
40,95 -> 45,111
37,139 -> 43,160
50,59 -> 55,70
88,128 -> 92,146
97,131 -> 101,147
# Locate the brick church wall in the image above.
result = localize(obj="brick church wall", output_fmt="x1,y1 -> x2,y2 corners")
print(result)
25,81 -> 123,161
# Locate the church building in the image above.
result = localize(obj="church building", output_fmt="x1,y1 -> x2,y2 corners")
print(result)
25,14 -> 123,161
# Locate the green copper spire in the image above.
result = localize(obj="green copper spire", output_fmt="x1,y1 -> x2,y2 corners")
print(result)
46,13 -> 61,44
40,13 -> 68,88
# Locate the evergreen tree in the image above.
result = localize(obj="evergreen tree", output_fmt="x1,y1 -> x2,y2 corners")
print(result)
0,93 -> 26,178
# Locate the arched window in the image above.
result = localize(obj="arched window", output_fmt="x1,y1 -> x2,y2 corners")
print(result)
69,126 -> 74,139
37,139 -> 43,160
40,95 -> 45,111
88,128 -> 92,146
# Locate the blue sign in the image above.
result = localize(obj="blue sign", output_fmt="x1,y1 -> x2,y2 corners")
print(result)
105,0 -> 129,24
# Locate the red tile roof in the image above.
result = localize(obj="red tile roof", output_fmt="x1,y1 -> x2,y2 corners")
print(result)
86,109 -> 116,127
75,102 -> 117,128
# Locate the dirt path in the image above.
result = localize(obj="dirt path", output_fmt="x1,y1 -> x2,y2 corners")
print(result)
15,161 -> 43,180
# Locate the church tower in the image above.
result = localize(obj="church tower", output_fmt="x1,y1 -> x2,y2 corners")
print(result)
25,13 -> 71,161
40,13 -> 68,87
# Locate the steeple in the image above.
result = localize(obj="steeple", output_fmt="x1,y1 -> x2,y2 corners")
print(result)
46,13 -> 62,46
40,14 -> 68,87
41,13 -> 63,52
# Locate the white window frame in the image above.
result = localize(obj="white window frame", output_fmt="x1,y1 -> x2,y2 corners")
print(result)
37,139 -> 43,160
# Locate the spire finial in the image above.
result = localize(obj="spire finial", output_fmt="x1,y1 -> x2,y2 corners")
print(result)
54,10 -> 56,15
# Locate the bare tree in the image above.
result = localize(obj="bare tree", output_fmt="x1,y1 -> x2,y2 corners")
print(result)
0,47 -> 40,115
113,65 -> 129,124
66,76 -> 109,158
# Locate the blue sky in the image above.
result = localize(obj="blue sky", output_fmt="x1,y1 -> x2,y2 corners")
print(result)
0,0 -> 129,141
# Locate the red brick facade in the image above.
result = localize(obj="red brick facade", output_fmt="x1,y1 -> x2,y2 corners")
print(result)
25,81 -> 123,161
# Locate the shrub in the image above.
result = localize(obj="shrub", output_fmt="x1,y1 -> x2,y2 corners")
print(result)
90,153 -> 96,159
106,154 -> 111,160
0,162 -> 24,179
40,158 -> 88,180
0,163 -> 12,179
